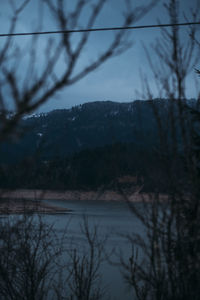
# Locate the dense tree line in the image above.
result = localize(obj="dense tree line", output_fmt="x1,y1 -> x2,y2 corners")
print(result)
0,141 -> 185,193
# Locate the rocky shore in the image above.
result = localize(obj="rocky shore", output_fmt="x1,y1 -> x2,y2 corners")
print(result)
0,197 -> 70,215
0,189 -> 168,203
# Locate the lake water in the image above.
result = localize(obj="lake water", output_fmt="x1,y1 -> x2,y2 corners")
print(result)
42,199 -> 145,300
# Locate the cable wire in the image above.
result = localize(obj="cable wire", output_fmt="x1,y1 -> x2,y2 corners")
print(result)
0,22 -> 199,38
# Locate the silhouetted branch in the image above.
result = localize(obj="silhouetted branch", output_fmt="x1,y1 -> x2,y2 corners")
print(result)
0,0 -> 158,141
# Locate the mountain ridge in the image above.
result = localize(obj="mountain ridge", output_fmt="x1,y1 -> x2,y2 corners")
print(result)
0,99 -> 163,163
1,98 -> 197,164
0,98 -> 196,191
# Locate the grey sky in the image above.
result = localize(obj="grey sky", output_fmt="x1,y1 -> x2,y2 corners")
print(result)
0,0 -> 199,112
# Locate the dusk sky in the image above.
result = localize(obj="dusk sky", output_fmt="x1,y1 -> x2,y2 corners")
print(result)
0,0 -> 199,113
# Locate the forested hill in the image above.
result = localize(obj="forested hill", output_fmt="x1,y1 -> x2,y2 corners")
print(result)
0,99 -> 196,191
0,99 -> 172,163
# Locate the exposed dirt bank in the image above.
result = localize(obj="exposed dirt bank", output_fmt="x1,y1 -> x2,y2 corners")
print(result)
0,189 -> 168,202
0,197 -> 70,215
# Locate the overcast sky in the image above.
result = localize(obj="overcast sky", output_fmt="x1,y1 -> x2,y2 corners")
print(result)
0,0 -> 199,112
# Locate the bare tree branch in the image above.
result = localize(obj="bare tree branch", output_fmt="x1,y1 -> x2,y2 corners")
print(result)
0,0 -> 158,141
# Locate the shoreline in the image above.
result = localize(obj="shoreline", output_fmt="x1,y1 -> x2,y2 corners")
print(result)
0,198 -> 70,215
0,189 -> 169,202
0,189 -> 169,214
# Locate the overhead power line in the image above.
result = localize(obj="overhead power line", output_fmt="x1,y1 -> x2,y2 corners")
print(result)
0,21 -> 199,38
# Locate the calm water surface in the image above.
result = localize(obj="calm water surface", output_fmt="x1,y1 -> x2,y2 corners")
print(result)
42,199 -> 145,300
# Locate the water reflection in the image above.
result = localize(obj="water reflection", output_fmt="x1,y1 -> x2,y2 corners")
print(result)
41,199 -> 144,300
